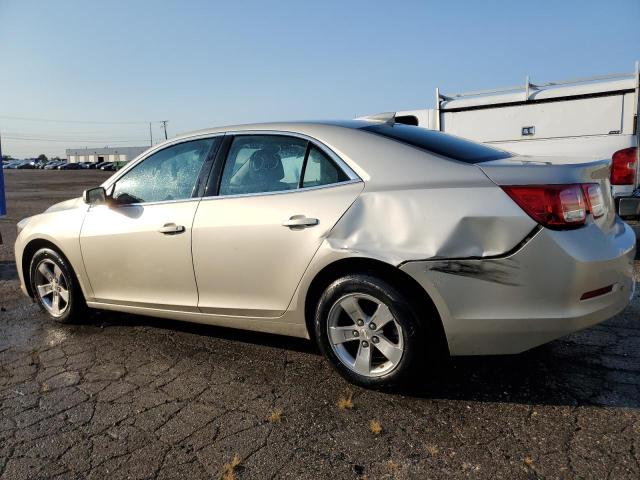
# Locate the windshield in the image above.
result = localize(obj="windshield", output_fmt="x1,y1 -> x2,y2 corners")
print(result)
360,123 -> 511,164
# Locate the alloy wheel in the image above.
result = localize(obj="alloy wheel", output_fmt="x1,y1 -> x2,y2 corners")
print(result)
327,293 -> 405,377
34,259 -> 70,317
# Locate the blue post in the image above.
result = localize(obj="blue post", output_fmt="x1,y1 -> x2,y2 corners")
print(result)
0,134 -> 5,217
0,133 -> 5,245
0,161 -> 5,217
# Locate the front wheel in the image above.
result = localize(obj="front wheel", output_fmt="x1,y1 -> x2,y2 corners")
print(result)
29,248 -> 87,324
314,274 -> 429,389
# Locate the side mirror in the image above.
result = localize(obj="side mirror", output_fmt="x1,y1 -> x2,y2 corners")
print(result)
83,187 -> 107,205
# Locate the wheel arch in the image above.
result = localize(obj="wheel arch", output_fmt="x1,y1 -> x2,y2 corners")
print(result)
21,239 -> 77,298
304,256 -> 450,356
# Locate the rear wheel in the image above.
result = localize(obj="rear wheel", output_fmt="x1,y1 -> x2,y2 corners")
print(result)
314,273 -> 428,388
29,248 -> 87,324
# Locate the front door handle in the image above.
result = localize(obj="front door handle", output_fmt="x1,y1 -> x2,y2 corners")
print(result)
158,223 -> 185,235
282,215 -> 319,229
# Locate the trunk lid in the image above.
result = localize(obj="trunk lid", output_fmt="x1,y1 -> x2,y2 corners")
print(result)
477,155 -> 616,232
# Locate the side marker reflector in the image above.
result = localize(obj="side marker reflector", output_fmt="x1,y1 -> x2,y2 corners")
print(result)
580,285 -> 614,300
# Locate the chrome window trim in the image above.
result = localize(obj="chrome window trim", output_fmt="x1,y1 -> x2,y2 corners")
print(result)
97,179 -> 364,209
222,129 -> 360,182
100,129 -> 362,207
199,178 -> 363,203
89,197 -> 201,210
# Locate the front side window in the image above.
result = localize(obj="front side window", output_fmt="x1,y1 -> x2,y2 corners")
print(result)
219,135 -> 308,195
112,138 -> 216,204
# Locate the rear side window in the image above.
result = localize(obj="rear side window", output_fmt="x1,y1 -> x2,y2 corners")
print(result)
219,135 -> 351,196
219,135 -> 307,195
361,123 -> 511,163
302,146 -> 349,188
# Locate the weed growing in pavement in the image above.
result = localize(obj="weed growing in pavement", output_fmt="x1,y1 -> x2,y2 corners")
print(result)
221,453 -> 241,480
337,390 -> 354,410
523,456 -> 538,475
386,459 -> 401,474
369,419 -> 382,434
425,443 -> 439,456
267,409 -> 283,423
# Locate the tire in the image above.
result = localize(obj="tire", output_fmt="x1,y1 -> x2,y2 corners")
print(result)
314,273 -> 432,389
29,248 -> 87,324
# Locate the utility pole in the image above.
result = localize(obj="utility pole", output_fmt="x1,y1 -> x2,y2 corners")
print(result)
160,120 -> 168,140
149,122 -> 153,147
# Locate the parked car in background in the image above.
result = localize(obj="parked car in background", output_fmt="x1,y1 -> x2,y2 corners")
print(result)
368,63 -> 640,218
12,161 -> 32,169
59,163 -> 81,170
98,162 -> 115,171
16,161 -> 37,169
78,162 -> 101,169
14,121 -> 636,388
43,161 -> 63,170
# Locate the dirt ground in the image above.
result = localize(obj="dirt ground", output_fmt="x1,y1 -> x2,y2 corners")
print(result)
0,170 -> 639,480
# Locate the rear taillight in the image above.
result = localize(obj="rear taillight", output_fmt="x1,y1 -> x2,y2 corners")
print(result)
502,184 -> 586,229
611,147 -> 637,185
582,183 -> 605,218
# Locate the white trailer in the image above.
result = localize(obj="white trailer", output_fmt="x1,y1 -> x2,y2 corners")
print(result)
371,63 -> 640,217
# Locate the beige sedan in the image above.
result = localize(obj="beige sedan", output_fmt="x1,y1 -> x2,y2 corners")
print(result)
14,120 -> 636,388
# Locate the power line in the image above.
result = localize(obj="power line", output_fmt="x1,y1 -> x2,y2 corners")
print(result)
2,130 -> 150,137
3,132 -> 148,140
2,136 -> 149,143
0,115 -> 166,125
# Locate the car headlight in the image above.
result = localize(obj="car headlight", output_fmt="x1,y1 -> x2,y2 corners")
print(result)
17,216 -> 32,236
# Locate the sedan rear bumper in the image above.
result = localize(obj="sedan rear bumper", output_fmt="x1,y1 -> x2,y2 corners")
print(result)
400,220 -> 636,356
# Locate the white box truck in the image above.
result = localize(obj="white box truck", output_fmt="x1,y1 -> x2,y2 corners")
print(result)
367,63 -> 640,217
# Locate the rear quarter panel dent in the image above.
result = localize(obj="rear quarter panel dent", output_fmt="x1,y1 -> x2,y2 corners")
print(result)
325,187 -> 536,263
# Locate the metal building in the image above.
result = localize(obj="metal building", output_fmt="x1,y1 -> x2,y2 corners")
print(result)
66,146 -> 149,164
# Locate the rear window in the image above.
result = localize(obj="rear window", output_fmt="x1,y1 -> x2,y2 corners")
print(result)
360,123 -> 511,163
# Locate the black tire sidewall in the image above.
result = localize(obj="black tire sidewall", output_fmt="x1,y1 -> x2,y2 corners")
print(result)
314,274 -> 425,388
29,248 -> 83,324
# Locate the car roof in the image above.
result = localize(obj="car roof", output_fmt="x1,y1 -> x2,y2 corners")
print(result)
123,119 -> 499,191
174,119 -> 372,139
165,120 -> 486,189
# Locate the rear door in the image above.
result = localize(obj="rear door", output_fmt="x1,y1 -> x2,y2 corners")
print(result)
192,134 -> 363,317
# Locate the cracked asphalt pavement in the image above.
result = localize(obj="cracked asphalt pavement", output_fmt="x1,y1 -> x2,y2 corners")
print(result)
1,170 -> 639,479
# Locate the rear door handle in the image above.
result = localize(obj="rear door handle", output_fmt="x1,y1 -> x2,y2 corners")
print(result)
282,215 -> 319,228
158,223 -> 185,235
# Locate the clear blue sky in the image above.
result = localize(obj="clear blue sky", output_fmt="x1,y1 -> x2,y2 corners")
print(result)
1,0 -> 639,158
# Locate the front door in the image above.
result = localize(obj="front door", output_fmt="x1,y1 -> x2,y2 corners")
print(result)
192,134 -> 362,317
80,137 -> 219,310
